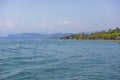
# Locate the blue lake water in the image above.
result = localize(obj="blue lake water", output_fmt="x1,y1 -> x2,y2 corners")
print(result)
0,39 -> 120,80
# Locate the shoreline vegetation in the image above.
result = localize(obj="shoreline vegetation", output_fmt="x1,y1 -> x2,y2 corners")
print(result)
60,27 -> 120,42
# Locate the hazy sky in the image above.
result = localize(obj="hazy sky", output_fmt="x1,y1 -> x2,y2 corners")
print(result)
0,0 -> 120,34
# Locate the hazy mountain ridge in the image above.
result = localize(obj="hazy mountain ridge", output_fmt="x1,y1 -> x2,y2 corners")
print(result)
0,33 -> 72,39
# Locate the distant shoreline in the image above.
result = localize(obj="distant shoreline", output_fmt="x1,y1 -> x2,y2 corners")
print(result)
95,40 -> 120,42
60,39 -> 120,42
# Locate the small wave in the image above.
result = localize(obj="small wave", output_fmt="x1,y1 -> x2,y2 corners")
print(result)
0,68 -> 24,80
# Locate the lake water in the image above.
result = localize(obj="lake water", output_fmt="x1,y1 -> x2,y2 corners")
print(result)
0,40 -> 120,80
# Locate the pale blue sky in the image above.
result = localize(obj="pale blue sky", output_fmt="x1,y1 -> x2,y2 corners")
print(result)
0,0 -> 120,34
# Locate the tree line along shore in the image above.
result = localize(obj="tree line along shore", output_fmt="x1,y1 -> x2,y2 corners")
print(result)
60,27 -> 120,42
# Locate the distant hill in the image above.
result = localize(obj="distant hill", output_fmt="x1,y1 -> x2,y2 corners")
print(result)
0,33 -> 72,39
60,27 -> 120,40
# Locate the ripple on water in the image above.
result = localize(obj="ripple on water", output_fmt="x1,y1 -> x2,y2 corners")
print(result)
0,40 -> 120,80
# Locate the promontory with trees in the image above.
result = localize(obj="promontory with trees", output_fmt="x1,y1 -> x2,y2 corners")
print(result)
60,27 -> 120,41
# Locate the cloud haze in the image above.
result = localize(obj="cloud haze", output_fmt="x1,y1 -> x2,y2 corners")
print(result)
0,0 -> 120,34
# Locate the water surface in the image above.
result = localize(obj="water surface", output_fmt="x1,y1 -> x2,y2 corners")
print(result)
0,40 -> 120,80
